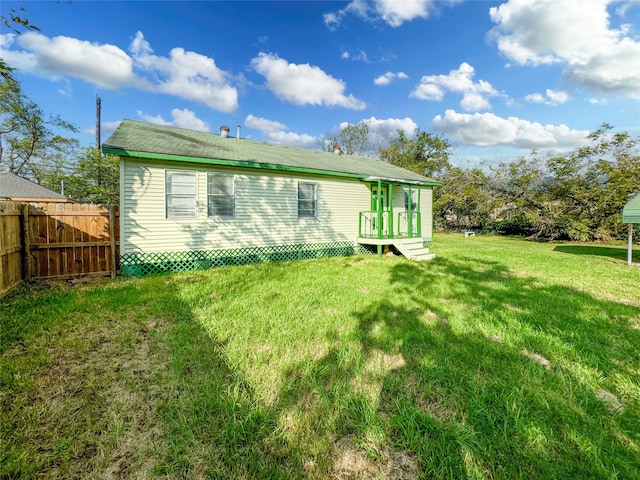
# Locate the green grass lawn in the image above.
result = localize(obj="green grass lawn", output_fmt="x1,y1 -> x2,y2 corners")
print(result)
1,234 -> 639,479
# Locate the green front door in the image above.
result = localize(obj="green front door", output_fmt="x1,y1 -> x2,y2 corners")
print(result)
370,183 -> 393,238
371,185 -> 389,211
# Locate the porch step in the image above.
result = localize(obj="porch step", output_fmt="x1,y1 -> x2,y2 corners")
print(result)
393,239 -> 436,261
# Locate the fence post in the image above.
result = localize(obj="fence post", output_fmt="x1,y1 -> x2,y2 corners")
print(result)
109,205 -> 117,278
21,203 -> 32,281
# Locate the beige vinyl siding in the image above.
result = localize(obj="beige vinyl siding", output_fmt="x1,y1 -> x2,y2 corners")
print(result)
121,159 -> 371,254
420,187 -> 433,239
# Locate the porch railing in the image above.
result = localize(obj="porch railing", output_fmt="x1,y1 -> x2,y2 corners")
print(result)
359,210 -> 422,239
359,211 -> 392,239
397,211 -> 421,237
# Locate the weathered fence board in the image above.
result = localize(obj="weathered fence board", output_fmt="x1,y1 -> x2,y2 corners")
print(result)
0,202 -> 120,295
0,201 -> 23,295
26,203 -> 120,279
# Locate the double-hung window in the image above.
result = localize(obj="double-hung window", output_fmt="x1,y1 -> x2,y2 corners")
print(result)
166,171 -> 197,218
298,182 -> 318,218
207,173 -> 235,217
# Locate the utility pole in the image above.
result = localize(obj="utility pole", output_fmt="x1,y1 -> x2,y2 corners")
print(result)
96,96 -> 101,152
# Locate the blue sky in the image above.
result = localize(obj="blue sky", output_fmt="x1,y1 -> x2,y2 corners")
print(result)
2,0 -> 639,167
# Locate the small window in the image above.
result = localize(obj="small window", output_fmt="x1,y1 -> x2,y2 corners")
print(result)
298,182 -> 318,218
166,171 -> 197,218
404,189 -> 418,212
208,174 -> 235,217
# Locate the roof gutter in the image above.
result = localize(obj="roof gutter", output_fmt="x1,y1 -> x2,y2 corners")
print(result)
363,176 -> 441,187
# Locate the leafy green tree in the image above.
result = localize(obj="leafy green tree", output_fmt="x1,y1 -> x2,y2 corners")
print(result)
434,167 -> 495,231
487,124 -> 639,241
64,147 -> 120,204
379,129 -> 452,177
33,136 -> 81,194
0,79 -> 77,177
325,121 -> 373,156
1,6 -> 40,84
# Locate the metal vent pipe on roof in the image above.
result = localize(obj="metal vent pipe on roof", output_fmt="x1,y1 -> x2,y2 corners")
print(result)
237,125 -> 241,139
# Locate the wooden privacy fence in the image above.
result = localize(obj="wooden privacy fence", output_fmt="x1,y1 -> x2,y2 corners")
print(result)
0,201 -> 119,295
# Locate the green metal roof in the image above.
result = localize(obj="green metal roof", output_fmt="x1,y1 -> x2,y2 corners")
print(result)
103,120 -> 439,186
622,193 -> 640,224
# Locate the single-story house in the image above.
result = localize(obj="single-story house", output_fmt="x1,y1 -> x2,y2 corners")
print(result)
0,172 -> 71,202
622,193 -> 640,265
103,120 -> 440,275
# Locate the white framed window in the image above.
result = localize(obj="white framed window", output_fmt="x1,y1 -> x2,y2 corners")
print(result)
298,182 -> 318,218
166,170 -> 197,218
207,173 -> 235,217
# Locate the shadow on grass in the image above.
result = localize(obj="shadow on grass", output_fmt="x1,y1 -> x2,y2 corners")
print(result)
553,244 -> 634,261
272,255 -> 639,478
145,256 -> 640,478
3,255 -> 639,479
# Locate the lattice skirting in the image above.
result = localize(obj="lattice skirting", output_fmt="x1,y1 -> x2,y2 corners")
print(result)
121,241 -> 373,276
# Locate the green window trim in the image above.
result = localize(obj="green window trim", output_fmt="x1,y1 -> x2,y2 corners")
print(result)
165,170 -> 197,219
207,173 -> 235,217
298,182 -> 318,219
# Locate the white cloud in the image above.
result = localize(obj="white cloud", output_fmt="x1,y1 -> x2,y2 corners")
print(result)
588,97 -> 609,105
136,109 -> 210,132
244,114 -> 287,132
0,31 -> 240,112
410,63 -> 499,111
374,71 -> 409,86
347,116 -> 418,137
244,114 -> 318,148
324,0 -> 462,28
489,0 -> 640,98
250,52 -> 366,110
263,130 -> 319,149
0,32 -> 139,89
432,109 -> 590,150
525,89 -> 570,105
336,116 -> 418,153
374,0 -> 433,27
84,120 -> 122,139
130,32 -> 239,113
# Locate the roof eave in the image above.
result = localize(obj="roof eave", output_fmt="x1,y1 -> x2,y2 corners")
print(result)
103,147 -> 439,184
363,175 -> 440,187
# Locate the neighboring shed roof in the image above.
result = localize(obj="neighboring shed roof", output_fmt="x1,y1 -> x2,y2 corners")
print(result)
623,193 -> 640,224
0,172 -> 68,201
103,120 -> 439,186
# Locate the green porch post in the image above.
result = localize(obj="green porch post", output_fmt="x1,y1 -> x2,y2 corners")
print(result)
417,188 -> 422,236
407,185 -> 413,238
377,179 -> 383,256
377,179 -> 382,241
388,183 -> 394,239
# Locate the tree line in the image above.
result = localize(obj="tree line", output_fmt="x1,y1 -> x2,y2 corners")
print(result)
0,79 -> 119,204
329,121 -> 639,241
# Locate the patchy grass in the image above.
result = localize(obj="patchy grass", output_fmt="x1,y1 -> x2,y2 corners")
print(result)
1,234 -> 639,479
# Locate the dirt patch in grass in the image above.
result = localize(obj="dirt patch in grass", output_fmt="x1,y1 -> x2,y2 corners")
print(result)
333,438 -> 419,479
1,314 -> 168,478
521,348 -> 552,370
596,389 -> 624,414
